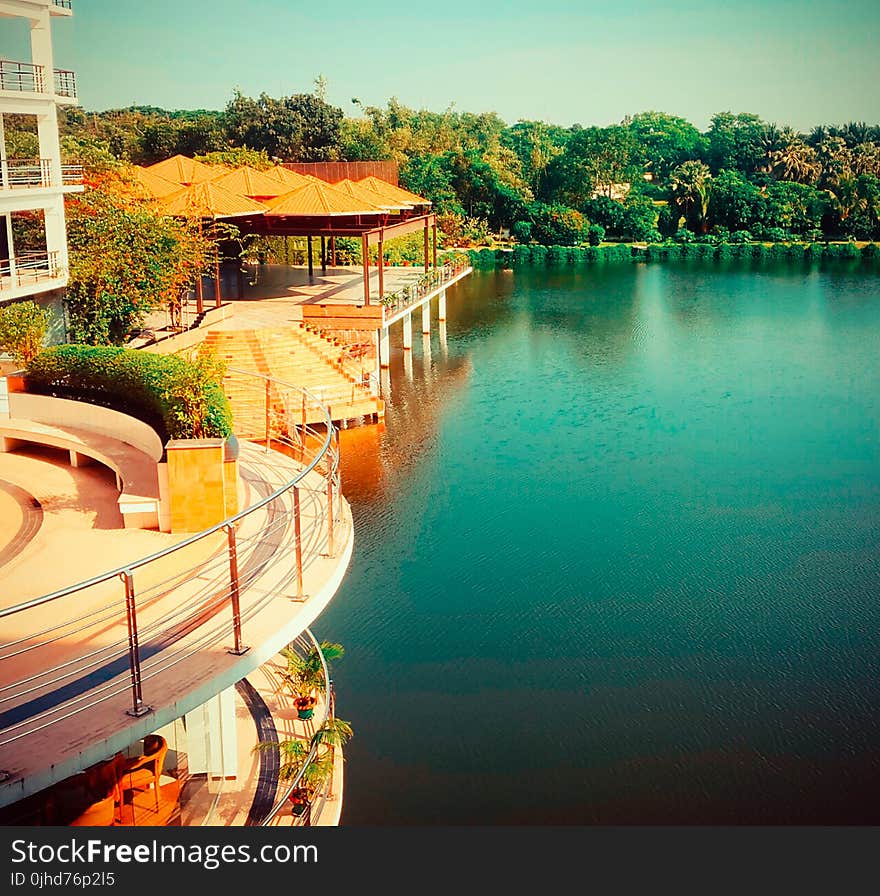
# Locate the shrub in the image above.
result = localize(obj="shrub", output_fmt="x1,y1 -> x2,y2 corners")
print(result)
764,227 -> 788,242
547,245 -> 568,266
730,230 -> 753,244
862,242 -> 879,260
0,301 -> 49,368
587,224 -> 605,246
25,345 -> 233,442
511,220 -> 533,244
511,244 -> 531,266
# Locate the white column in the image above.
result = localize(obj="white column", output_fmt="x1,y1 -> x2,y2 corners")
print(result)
422,333 -> 432,367
402,313 -> 412,351
29,10 -> 54,95
379,326 -> 390,369
404,345 -> 413,381
421,301 -> 431,334
183,687 -> 238,778
438,289 -> 447,321
5,214 -> 16,282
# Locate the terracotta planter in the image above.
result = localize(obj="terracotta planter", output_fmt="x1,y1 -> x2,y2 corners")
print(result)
5,372 -> 27,393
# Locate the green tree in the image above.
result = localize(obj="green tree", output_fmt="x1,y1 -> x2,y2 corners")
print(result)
224,90 -> 343,161
0,301 -> 49,367
528,203 -> 588,245
626,111 -> 705,182
706,111 -> 767,175
670,160 -> 713,232
707,169 -> 766,232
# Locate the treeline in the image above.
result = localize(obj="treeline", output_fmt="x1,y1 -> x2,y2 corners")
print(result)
32,86 -> 880,243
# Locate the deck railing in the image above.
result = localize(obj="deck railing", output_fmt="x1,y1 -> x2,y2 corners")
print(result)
259,629 -> 334,826
0,374 -> 345,751
0,159 -> 83,189
52,0 -> 74,10
379,260 -> 470,319
53,69 -> 77,99
0,251 -> 62,289
0,60 -> 45,93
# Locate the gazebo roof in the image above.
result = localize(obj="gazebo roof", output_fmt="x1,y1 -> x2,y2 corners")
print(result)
266,165 -> 322,189
144,154 -> 220,185
210,166 -> 290,199
160,181 -> 268,218
335,178 -> 412,210
128,165 -> 184,199
357,176 -> 430,206
265,181 -> 385,217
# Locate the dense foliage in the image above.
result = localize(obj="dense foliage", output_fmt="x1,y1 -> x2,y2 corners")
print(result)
64,170 -> 213,344
45,84 -> 880,245
0,301 -> 49,367
26,345 -> 233,440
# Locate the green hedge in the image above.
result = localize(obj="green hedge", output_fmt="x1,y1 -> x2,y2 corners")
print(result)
470,242 -> 880,268
26,345 -> 234,443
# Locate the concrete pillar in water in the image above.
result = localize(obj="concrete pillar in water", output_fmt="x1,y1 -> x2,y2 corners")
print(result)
379,326 -> 390,369
404,346 -> 413,381
439,320 -> 448,357
438,289 -> 447,321
403,313 -> 412,351
422,301 -> 431,334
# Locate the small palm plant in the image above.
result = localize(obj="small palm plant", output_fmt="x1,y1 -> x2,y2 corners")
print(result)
279,641 -> 344,720
255,717 -> 354,816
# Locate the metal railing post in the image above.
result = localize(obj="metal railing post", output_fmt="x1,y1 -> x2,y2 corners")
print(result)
293,486 -> 305,599
225,524 -> 249,655
264,377 -> 271,451
121,570 -> 150,717
326,452 -> 335,559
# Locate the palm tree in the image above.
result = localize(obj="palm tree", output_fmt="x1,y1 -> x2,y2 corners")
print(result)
768,128 -> 821,184
840,122 -> 872,149
849,142 -> 880,177
670,160 -> 712,233
279,640 -> 344,712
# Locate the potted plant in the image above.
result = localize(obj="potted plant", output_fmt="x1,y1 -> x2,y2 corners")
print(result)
0,300 -> 49,391
279,641 -> 344,720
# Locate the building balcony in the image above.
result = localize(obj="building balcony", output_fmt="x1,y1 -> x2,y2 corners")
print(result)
52,0 -> 73,10
0,158 -> 84,191
0,250 -> 64,299
0,60 -> 77,101
0,374 -> 353,812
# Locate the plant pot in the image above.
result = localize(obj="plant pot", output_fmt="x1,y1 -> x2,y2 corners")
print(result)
295,696 -> 316,720
288,787 -> 310,815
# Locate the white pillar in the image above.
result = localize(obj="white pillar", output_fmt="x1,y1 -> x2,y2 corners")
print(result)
438,289 -> 447,321
439,320 -> 448,357
184,687 -> 238,778
421,301 -> 431,334
402,313 -> 412,351
379,326 -> 390,369
404,345 -> 413,381
422,333 -> 432,367
5,214 -> 16,281
29,10 -> 53,95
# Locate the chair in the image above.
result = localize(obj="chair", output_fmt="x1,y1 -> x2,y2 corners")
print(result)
120,735 -> 168,812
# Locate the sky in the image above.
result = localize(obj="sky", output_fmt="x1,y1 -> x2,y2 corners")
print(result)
3,0 -> 879,130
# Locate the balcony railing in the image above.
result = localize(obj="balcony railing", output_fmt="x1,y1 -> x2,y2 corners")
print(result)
53,69 -> 77,99
0,374 -> 346,756
0,61 -> 77,99
0,251 -> 62,289
53,1 -> 74,9
0,61 -> 45,94
0,160 -> 84,189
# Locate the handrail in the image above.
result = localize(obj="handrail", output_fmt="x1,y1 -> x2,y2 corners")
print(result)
0,60 -> 45,93
0,160 -> 82,189
259,629 -> 331,826
379,260 -> 470,319
0,372 -> 346,745
0,251 -> 62,288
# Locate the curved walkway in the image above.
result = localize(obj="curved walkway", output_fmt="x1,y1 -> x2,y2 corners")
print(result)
0,439 -> 353,807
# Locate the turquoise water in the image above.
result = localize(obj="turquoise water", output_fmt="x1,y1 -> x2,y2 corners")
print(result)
320,262 -> 880,824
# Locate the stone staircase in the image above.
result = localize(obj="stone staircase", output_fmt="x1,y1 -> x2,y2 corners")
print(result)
204,326 -> 382,438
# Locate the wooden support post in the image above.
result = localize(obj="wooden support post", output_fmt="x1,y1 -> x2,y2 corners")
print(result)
307,235 -> 314,278
321,235 -> 327,273
432,221 -> 438,268
331,235 -> 337,267
378,239 -> 384,301
362,233 -> 370,305
214,251 -> 221,308
424,219 -> 430,272
196,274 -> 204,314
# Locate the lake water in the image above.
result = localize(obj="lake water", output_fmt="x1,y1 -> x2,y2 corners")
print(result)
322,261 -> 880,824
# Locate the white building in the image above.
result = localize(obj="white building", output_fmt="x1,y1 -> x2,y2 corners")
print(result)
0,0 -> 81,309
